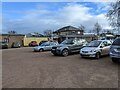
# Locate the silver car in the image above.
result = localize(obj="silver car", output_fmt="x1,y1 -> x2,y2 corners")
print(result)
33,42 -> 58,52
51,39 -> 88,56
80,40 -> 112,59
109,37 -> 120,62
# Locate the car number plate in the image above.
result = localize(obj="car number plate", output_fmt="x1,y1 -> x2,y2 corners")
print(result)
83,53 -> 88,55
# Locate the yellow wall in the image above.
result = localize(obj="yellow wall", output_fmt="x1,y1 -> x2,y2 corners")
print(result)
24,37 -> 48,46
0,35 -> 24,47
0,36 -> 2,40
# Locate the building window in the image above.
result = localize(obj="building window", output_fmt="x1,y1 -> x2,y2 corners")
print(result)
4,38 -> 9,43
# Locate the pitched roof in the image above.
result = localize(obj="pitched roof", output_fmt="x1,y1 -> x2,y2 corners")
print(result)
54,26 -> 83,33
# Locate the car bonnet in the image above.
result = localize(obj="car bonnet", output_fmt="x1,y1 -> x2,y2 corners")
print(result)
81,47 -> 98,51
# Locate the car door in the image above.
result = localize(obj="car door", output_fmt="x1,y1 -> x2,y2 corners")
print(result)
100,41 -> 110,55
69,39 -> 77,52
45,42 -> 55,50
70,39 -> 81,52
105,41 -> 112,54
77,39 -> 84,50
44,43 -> 51,50
49,42 -> 56,50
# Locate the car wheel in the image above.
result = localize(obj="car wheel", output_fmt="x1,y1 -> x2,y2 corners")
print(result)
80,56 -> 83,58
95,52 -> 100,59
112,58 -> 118,63
53,53 -> 58,56
62,49 -> 69,57
39,48 -> 44,52
80,54 -> 83,58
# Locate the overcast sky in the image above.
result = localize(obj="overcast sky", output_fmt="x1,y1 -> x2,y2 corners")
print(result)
2,2 -> 112,34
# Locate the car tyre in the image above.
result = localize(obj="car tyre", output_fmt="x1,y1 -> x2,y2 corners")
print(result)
29,44 -> 31,47
80,54 -> 83,58
81,56 -> 84,58
62,49 -> 69,57
39,48 -> 44,52
53,53 -> 58,56
95,52 -> 100,59
112,58 -> 118,63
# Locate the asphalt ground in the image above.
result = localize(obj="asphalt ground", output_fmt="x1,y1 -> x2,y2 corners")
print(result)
2,47 -> 119,88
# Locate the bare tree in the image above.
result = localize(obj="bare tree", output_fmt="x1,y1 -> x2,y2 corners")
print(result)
44,30 -> 53,37
88,29 -> 93,33
8,30 -> 17,35
106,0 -> 120,33
93,22 -> 102,35
79,25 -> 85,32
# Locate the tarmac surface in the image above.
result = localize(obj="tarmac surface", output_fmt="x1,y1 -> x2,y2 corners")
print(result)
2,47 -> 119,88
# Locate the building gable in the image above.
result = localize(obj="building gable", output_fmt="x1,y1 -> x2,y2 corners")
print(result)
54,26 -> 83,33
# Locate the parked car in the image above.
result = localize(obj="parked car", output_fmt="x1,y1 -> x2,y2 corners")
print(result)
0,41 -> 8,49
109,37 -> 120,62
11,42 -> 21,48
101,38 -> 114,43
33,41 -> 58,52
51,39 -> 88,57
80,40 -> 112,59
39,40 -> 48,46
29,41 -> 38,47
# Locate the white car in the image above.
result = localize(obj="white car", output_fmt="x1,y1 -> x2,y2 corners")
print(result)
33,42 -> 58,52
80,40 -> 112,59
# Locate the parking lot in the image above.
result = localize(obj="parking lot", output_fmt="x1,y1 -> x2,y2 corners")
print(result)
2,47 -> 119,88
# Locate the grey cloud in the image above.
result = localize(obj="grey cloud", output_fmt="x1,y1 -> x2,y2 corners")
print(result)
3,2 -> 111,34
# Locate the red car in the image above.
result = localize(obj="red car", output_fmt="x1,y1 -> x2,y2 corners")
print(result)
29,41 -> 38,46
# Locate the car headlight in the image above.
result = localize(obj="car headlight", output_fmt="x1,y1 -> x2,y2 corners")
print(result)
34,47 -> 39,49
80,50 -> 82,53
57,47 -> 61,49
90,50 -> 97,52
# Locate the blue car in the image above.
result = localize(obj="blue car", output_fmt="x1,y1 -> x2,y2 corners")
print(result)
109,37 -> 120,62
33,42 -> 58,52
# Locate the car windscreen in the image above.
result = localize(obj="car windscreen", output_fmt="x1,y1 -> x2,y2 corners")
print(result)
87,41 -> 102,47
41,42 -> 49,46
61,39 -> 74,44
41,41 -> 47,43
112,38 -> 120,46
50,42 -> 56,45
14,42 -> 20,44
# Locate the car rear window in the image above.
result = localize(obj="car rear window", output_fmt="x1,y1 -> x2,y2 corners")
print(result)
112,38 -> 120,46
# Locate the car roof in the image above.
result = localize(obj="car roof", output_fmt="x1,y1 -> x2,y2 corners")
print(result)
43,41 -> 55,43
64,38 -> 86,40
115,37 -> 120,39
93,40 -> 110,42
